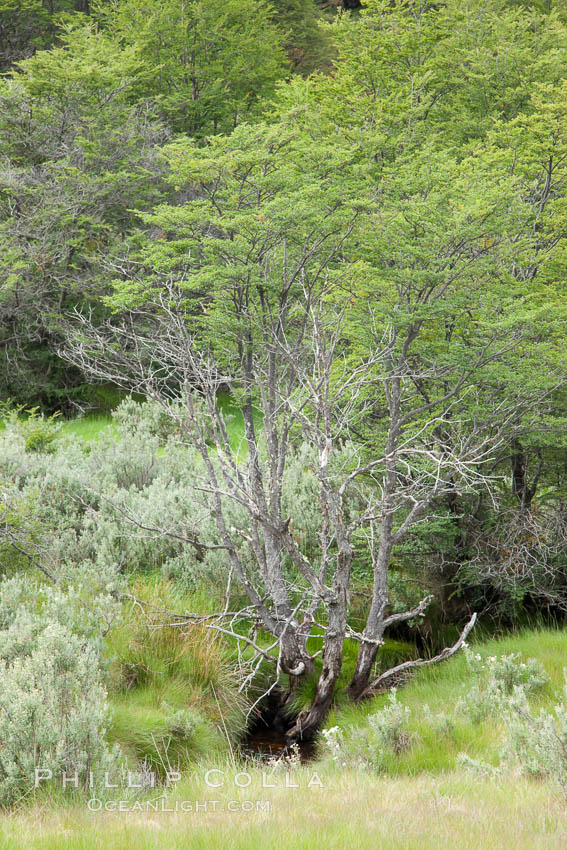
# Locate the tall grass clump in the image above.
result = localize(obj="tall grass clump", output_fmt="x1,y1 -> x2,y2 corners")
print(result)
106,581 -> 250,774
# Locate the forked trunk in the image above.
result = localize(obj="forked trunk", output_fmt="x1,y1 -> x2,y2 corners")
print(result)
286,545 -> 350,740
347,641 -> 381,701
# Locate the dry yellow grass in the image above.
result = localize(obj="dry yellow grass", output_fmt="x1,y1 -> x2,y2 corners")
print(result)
1,766 -> 566,849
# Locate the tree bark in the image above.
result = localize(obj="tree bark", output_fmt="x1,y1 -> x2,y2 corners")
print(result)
286,614 -> 345,740
348,370 -> 401,700
287,494 -> 352,740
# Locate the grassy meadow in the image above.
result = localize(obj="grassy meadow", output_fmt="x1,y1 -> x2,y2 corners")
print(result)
1,627 -> 567,849
2,409 -> 567,849
1,769 -> 565,850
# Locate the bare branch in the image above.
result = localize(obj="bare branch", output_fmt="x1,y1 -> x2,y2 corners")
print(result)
359,613 -> 477,699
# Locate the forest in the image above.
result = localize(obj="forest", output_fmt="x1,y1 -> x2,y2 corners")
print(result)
1,0 -> 567,847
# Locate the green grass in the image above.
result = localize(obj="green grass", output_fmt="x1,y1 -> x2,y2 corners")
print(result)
2,623 -> 567,847
60,414 -> 114,440
215,392 -> 260,456
283,630 -> 419,717
1,392 -> 250,448
62,395 -> 250,450
109,688 -> 224,772
0,412 -> 114,441
105,581 -> 250,773
3,402 -> 566,846
322,626 -> 567,776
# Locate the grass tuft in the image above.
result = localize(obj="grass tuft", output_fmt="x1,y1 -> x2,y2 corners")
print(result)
106,580 -> 249,773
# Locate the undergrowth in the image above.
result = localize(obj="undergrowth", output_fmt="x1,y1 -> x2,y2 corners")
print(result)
320,628 -> 566,778
106,581 -> 250,774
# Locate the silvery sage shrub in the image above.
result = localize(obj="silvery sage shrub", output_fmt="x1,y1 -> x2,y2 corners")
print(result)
459,668 -> 567,794
112,396 -> 188,441
0,576 -> 121,807
456,651 -> 556,781
366,690 -> 413,764
501,680 -> 567,794
1,398 -> 365,599
321,690 -> 412,771
456,649 -> 549,723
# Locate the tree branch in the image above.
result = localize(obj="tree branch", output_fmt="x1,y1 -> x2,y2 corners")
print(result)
358,613 -> 477,700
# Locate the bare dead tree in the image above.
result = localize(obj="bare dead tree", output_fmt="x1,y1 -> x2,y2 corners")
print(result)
61,116 -> 566,738
61,265 -> 556,738
462,500 -> 567,612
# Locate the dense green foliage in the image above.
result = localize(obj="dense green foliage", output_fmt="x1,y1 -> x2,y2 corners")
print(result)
0,1 -> 332,405
0,25 -> 167,408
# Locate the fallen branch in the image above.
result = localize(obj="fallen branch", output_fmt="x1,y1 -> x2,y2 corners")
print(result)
358,612 -> 477,700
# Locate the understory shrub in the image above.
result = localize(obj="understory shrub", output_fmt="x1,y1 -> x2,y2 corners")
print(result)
321,690 -> 412,771
0,406 -> 61,455
321,648 -> 551,775
0,398 -> 347,603
0,399 -> 372,651
456,648 -> 549,723
502,681 -> 567,793
0,576 -> 121,807
453,649 -> 567,787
